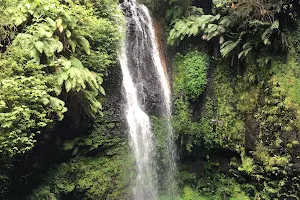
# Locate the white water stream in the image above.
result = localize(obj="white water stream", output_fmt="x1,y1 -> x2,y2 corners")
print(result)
141,6 -> 177,197
119,42 -> 157,200
119,0 -> 176,199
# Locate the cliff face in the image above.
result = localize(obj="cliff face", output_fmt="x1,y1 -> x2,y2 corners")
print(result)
3,1 -> 300,199
170,21 -> 300,199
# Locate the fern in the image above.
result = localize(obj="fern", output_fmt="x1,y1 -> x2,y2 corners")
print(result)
53,57 -> 104,118
261,20 -> 279,45
220,40 -> 240,57
77,36 -> 91,55
168,14 -> 217,45
238,43 -> 252,59
168,0 -> 291,62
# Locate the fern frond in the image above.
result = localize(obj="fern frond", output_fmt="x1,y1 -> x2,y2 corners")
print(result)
220,40 -> 240,57
238,42 -> 252,59
77,36 -> 91,55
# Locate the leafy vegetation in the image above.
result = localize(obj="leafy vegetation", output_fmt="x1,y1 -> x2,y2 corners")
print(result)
174,51 -> 209,100
3,0 -> 300,199
167,0 -> 297,60
171,52 -> 300,198
164,0 -> 300,198
0,0 -> 125,199
30,144 -> 134,200
0,0 -> 123,158
171,51 -> 209,151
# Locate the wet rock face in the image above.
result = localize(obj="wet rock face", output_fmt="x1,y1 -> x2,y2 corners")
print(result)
103,63 -> 126,136
245,115 -> 259,151
120,1 -> 165,116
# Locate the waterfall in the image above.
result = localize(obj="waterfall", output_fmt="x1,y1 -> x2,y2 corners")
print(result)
119,0 -> 176,199
119,42 -> 157,200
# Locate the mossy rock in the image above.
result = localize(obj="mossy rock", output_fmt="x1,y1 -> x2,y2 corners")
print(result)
29,144 -> 134,200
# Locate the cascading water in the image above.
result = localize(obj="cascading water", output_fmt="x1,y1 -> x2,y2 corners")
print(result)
119,42 -> 157,200
119,0 -> 177,199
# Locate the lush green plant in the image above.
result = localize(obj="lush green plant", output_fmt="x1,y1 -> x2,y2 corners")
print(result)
174,51 -> 209,100
172,98 -> 202,151
172,53 -> 245,153
0,74 -> 65,156
25,92 -> 131,199
166,0 -> 192,25
167,0 -> 295,59
0,0 -> 123,157
178,168 -> 252,200
169,1 -> 300,198
174,61 -> 245,151
211,65 -> 245,150
172,50 -> 300,197
182,186 -> 206,200
29,144 -> 134,200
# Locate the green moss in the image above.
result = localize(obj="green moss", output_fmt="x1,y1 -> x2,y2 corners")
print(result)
62,138 -> 80,151
29,187 -> 57,200
106,122 -> 116,129
211,65 -> 245,150
270,58 -> 300,105
173,55 -> 245,152
179,171 -> 252,200
174,51 -> 209,100
159,178 -> 251,200
238,150 -> 255,174
172,98 -> 201,151
29,144 -> 134,200
182,186 -> 207,200
172,48 -> 300,198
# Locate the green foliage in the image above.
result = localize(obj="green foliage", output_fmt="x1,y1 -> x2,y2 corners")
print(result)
172,55 -> 244,152
27,95 -> 130,199
182,186 -> 207,200
171,50 -> 211,151
0,56 -> 66,156
173,51 -> 300,198
178,168 -> 252,200
176,63 -> 245,150
30,188 -> 57,200
0,74 -> 66,156
174,51 -> 209,100
52,57 -> 105,118
208,65 -> 245,150
61,109 -> 122,155
29,144 -> 134,200
159,177 -> 250,200
0,0 -> 123,157
172,98 -> 201,151
168,13 -> 221,45
169,1 -> 300,198
166,0 -> 194,25
167,0 -> 294,59
238,150 -> 255,174
270,58 -> 300,106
